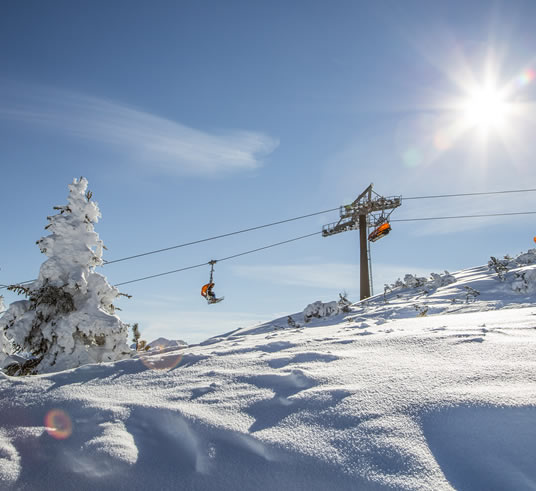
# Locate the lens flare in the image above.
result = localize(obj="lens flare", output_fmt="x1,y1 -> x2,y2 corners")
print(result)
433,129 -> 452,151
139,343 -> 185,371
44,409 -> 72,440
516,68 -> 535,88
402,146 -> 423,167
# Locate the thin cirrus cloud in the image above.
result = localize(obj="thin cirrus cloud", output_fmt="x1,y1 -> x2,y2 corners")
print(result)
0,84 -> 279,175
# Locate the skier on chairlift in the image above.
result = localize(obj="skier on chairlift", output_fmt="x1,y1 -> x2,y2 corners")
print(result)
201,261 -> 224,304
201,282 -> 217,303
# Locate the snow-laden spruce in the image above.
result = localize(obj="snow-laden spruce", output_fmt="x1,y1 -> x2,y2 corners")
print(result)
0,296 -> 8,366
0,178 -> 130,375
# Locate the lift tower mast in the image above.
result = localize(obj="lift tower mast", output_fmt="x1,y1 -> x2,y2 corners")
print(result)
322,184 -> 401,300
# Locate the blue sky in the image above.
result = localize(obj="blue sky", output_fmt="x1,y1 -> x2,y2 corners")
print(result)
2,0 -> 536,343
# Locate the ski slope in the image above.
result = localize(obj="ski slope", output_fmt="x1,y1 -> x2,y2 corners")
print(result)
1,252 -> 536,490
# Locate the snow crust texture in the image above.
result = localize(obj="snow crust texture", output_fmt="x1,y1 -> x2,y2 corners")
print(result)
1,252 -> 536,490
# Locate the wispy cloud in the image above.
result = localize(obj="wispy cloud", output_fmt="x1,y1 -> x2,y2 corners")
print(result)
0,83 -> 278,175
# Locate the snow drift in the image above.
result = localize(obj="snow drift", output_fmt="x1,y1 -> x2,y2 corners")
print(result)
1,250 -> 536,490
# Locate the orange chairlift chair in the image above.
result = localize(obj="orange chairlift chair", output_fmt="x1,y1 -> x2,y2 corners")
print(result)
368,221 -> 392,242
201,260 -> 224,304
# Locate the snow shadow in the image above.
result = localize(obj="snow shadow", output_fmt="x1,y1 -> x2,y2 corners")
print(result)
421,405 -> 536,491
45,358 -> 147,391
267,352 -> 339,369
209,340 -> 298,357
122,406 -> 370,491
170,352 -> 210,370
238,370 -> 351,433
5,401 -> 136,491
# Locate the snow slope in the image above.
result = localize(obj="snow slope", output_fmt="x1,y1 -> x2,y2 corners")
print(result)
1,254 -> 536,490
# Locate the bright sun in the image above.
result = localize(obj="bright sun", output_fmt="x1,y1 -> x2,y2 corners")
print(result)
396,47 -> 535,168
461,84 -> 510,131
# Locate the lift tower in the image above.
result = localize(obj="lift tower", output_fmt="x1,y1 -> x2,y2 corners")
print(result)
322,184 -> 401,300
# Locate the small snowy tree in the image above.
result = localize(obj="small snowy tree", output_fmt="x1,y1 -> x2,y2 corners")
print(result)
463,286 -> 480,303
488,256 -> 509,281
131,323 -> 149,351
0,178 -> 130,375
287,316 -> 300,328
338,292 -> 352,313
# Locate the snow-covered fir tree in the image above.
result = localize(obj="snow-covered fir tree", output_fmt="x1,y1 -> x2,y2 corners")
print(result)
0,295 -> 9,366
0,177 -> 130,375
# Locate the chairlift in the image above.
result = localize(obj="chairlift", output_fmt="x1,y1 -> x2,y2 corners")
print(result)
368,203 -> 393,242
201,260 -> 224,304
368,221 -> 391,242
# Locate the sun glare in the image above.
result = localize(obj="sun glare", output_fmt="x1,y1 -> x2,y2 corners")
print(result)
461,85 -> 509,131
462,86 -> 509,131
396,41 -> 535,169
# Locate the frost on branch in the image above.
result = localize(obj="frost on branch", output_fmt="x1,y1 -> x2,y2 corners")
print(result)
0,178 -> 130,375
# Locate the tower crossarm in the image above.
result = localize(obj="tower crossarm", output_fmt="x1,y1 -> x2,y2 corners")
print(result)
322,219 -> 358,237
339,196 -> 401,220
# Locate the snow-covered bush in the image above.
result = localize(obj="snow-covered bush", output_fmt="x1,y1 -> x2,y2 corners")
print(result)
489,250 -> 536,281
427,271 -> 456,288
386,271 -> 455,292
511,269 -> 536,294
0,177 -> 130,375
508,249 -> 536,267
488,256 -> 509,281
303,300 -> 340,323
402,274 -> 428,289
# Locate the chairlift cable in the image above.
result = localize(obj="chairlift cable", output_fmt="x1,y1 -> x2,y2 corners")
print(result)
109,211 -> 536,287
2,193 -> 536,290
391,211 -> 536,222
402,188 -> 536,200
103,207 -> 339,265
114,231 -> 321,287
2,211 -> 535,289
105,187 -> 536,265
113,261 -> 209,287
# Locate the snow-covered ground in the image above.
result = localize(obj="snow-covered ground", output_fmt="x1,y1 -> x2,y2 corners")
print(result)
1,253 -> 536,490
